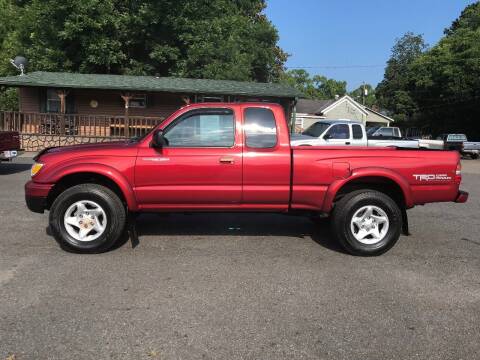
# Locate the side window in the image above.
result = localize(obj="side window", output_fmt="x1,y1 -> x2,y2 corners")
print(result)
164,109 -> 234,147
352,124 -> 363,139
325,124 -> 350,139
244,108 -> 277,148
376,128 -> 394,137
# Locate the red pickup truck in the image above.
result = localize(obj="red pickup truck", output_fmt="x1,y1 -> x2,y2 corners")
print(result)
25,103 -> 468,255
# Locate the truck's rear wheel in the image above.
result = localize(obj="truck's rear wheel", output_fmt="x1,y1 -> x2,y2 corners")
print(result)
331,190 -> 402,256
49,184 -> 126,253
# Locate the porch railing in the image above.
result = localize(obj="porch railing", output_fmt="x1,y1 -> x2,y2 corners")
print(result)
0,111 -> 163,138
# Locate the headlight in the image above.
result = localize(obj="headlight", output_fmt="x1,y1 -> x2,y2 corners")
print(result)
31,162 -> 44,177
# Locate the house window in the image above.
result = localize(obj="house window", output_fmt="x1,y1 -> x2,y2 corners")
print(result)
196,95 -> 224,103
46,89 -> 61,113
129,94 -> 147,108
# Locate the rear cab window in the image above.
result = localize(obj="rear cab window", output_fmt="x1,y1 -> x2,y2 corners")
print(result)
244,107 -> 277,148
352,124 -> 363,139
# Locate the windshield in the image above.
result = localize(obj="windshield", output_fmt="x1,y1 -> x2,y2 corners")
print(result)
302,122 -> 331,137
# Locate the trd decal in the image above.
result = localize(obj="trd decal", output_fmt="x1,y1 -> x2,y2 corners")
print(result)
413,174 -> 452,181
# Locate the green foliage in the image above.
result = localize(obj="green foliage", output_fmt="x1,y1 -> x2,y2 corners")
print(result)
0,0 -> 20,109
375,32 -> 428,123
0,0 -> 287,83
377,3 -> 480,138
409,2 -> 480,137
280,69 -> 347,100
0,87 -> 18,110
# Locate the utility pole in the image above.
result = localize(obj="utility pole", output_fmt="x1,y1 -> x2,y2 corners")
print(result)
362,82 -> 367,105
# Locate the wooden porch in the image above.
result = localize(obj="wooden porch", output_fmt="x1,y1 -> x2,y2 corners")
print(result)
0,111 -> 162,139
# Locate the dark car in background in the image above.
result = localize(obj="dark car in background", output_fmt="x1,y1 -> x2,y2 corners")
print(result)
0,131 -> 21,162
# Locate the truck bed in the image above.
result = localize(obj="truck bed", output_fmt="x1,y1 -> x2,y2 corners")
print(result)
464,141 -> 480,151
291,146 -> 460,211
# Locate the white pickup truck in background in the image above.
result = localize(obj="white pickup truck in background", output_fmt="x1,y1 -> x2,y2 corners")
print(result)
290,120 -> 420,148
436,133 -> 480,159
290,121 -> 480,159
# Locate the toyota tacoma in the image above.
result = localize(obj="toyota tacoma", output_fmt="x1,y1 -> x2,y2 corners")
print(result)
25,103 -> 468,255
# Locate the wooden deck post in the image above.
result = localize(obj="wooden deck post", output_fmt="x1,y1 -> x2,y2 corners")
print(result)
56,89 -> 69,135
121,93 -> 132,138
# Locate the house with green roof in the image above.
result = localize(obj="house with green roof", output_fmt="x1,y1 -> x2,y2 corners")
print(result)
0,71 -> 300,150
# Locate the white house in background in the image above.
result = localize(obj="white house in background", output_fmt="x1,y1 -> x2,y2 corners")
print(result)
295,95 -> 394,131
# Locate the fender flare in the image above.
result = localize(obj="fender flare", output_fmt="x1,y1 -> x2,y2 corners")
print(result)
46,163 -> 138,211
321,167 -> 413,212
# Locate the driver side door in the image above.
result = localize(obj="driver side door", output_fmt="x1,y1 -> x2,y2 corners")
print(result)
135,107 -> 242,209
324,124 -> 351,145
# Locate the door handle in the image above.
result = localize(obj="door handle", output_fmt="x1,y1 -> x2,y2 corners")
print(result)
345,142 -> 351,145
219,156 -> 235,164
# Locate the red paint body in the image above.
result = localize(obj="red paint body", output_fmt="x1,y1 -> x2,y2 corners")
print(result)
25,103 -> 468,214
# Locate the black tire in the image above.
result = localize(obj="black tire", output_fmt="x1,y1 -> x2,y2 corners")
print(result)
49,184 -> 126,253
331,190 -> 402,256
471,153 -> 479,160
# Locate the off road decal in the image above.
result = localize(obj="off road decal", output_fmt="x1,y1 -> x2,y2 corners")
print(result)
413,174 -> 452,181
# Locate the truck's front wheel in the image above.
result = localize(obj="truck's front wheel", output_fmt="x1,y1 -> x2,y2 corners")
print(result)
49,184 -> 126,253
331,190 -> 402,256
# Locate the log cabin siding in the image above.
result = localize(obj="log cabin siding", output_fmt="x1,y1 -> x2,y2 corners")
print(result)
19,87 -> 40,113
18,87 -> 185,120
74,89 -> 184,118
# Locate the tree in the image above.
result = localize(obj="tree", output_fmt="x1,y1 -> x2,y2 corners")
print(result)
0,0 -> 286,80
408,2 -> 480,137
280,69 -> 347,100
377,3 -> 480,139
0,0 -> 20,109
0,0 -> 288,110
375,32 -> 427,123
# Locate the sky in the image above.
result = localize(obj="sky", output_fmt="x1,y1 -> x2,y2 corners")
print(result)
265,0 -> 478,90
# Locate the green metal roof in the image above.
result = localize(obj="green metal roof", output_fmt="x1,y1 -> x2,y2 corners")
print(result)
0,71 -> 301,99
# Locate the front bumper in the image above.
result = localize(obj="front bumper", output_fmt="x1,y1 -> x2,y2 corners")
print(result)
455,190 -> 469,203
25,180 -> 53,213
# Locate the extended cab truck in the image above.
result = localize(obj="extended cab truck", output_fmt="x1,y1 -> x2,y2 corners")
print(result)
25,103 -> 468,256
436,134 -> 480,159
291,121 -> 420,149
368,127 -> 447,150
